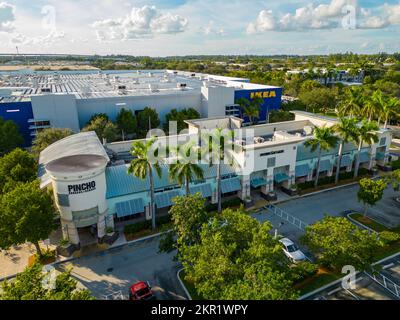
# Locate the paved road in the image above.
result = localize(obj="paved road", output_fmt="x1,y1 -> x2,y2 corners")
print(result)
57,236 -> 187,300
252,184 -> 400,259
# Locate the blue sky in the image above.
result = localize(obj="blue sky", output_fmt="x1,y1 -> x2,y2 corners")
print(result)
0,0 -> 399,55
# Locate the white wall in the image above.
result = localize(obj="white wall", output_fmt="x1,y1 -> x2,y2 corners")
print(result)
76,91 -> 202,128
31,94 -> 81,132
201,86 -> 235,118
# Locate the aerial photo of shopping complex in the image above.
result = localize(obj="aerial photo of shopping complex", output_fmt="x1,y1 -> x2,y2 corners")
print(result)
0,0 -> 400,308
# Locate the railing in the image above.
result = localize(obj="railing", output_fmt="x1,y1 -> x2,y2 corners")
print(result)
265,204 -> 309,231
365,271 -> 400,299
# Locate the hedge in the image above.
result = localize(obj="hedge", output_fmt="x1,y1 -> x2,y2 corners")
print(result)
124,214 -> 172,235
205,198 -> 243,212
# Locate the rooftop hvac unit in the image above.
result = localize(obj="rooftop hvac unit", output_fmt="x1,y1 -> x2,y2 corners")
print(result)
191,73 -> 196,77
254,137 -> 265,144
40,88 -> 51,93
235,139 -> 246,146
117,85 -> 127,90
80,86 -> 91,97
148,84 -> 159,92
177,83 -> 187,90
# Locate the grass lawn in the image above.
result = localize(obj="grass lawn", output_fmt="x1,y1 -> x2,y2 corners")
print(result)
349,213 -> 389,232
295,268 -> 342,296
179,270 -> 204,300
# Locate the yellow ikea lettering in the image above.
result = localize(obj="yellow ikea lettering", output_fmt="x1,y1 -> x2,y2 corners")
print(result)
250,91 -> 276,99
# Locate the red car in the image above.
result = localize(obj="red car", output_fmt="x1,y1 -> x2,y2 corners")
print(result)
128,281 -> 156,300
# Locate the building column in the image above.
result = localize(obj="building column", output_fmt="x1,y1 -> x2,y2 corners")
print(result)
239,175 -> 251,200
105,214 -> 115,230
61,219 -> 79,245
369,153 -> 376,169
346,164 -> 352,173
97,213 -> 106,239
145,205 -> 152,221
327,166 -> 334,177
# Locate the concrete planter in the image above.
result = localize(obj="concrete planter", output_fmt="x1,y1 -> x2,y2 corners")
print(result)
56,243 -> 80,257
262,192 -> 278,201
100,231 -> 119,245
281,186 -> 298,196
244,199 -> 254,208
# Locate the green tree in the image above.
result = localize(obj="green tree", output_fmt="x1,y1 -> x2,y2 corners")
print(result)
338,86 -> 364,118
299,87 -> 337,114
116,108 -> 137,141
159,194 -> 210,254
301,216 -> 382,271
169,143 -> 204,196
129,137 -> 162,230
82,117 -> 118,143
0,263 -> 94,300
381,96 -> 399,129
202,128 -> 234,213
32,128 -> 73,156
85,113 -> 109,126
181,208 -> 297,300
0,181 -> 56,256
164,108 -> 200,134
136,107 -> 160,138
333,118 -> 359,184
354,120 -> 379,178
357,178 -> 387,217
0,148 -> 38,194
304,126 -> 339,188
0,117 -> 24,155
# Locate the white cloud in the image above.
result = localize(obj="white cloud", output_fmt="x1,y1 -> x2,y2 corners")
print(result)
11,30 -> 66,46
385,3 -> 400,25
247,10 -> 276,34
0,2 -> 15,32
359,16 -> 388,29
202,20 -> 225,36
91,5 -> 188,41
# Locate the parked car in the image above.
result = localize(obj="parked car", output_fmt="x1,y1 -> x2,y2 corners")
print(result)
128,281 -> 156,300
279,238 -> 306,263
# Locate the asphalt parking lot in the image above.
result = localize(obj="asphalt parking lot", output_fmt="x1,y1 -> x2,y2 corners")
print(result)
57,236 -> 187,300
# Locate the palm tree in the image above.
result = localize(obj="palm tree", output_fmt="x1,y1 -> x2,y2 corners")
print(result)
333,118 -> 359,184
236,97 -> 261,125
339,86 -> 364,118
129,137 -> 162,230
353,120 -> 379,178
202,128 -> 234,213
381,96 -> 400,129
169,142 -> 204,196
304,126 -> 339,188
365,90 -> 385,123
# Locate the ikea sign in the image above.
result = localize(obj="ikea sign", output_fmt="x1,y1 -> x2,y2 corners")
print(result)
250,91 -> 277,99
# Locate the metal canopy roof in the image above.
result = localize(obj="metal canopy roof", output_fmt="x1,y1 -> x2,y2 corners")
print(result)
274,172 -> 290,184
221,177 -> 241,194
319,160 -> 332,172
190,183 -> 213,198
359,152 -> 370,163
115,198 -> 145,218
155,190 -> 181,208
295,164 -> 310,178
339,154 -> 352,168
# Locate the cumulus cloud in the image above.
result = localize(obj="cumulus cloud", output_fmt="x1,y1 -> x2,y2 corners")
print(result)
11,30 -> 66,46
246,0 -> 400,33
0,2 -> 15,32
91,5 -> 188,41
201,20 -> 225,36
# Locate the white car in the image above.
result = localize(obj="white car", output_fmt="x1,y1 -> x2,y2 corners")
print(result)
279,238 -> 306,263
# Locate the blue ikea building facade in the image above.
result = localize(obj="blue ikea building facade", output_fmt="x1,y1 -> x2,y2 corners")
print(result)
234,87 -> 282,123
0,101 -> 34,147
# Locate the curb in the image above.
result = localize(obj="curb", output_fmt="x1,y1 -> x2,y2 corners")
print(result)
347,214 -> 378,234
177,268 -> 192,300
299,251 -> 400,300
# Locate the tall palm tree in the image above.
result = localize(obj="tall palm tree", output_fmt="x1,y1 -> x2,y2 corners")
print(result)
304,126 -> 339,188
354,120 -> 379,178
381,96 -> 400,129
201,128 -> 234,213
236,97 -> 262,125
365,90 -> 385,122
339,86 -> 364,118
129,137 -> 162,230
333,118 -> 359,184
169,142 -> 204,196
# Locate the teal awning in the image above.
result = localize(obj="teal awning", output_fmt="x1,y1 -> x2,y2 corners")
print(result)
155,190 -> 181,209
359,152 -> 370,163
376,152 -> 385,161
339,155 -> 352,167
115,198 -> 145,218
295,164 -> 310,178
251,178 -> 267,188
221,177 -> 241,194
274,173 -> 290,183
190,184 -> 213,198
319,160 -> 332,172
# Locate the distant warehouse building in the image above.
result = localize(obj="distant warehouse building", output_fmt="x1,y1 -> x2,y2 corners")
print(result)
39,112 -> 392,247
0,70 -> 282,146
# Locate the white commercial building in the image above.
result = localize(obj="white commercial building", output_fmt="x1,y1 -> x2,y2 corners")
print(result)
39,112 -> 392,246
